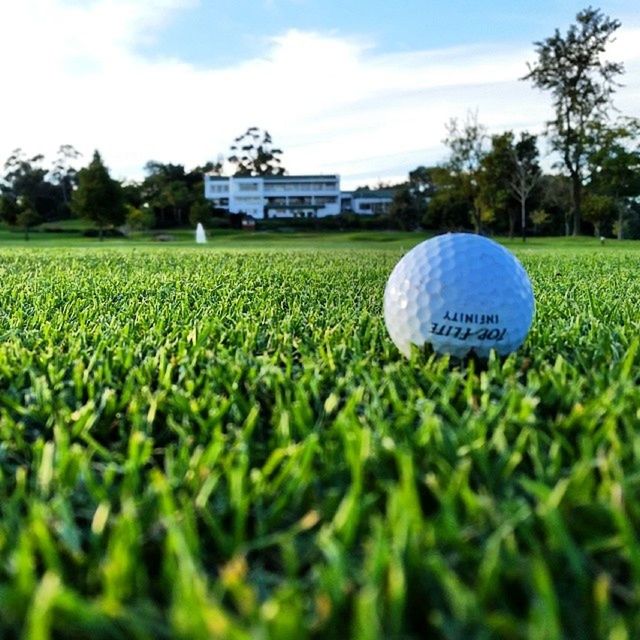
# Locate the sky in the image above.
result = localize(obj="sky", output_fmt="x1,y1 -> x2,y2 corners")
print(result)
0,0 -> 639,189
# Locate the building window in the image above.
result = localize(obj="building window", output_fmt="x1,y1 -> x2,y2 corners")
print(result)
237,183 -> 259,192
290,196 -> 313,205
235,196 -> 262,204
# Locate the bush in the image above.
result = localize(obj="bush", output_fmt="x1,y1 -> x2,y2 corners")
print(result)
126,205 -> 155,230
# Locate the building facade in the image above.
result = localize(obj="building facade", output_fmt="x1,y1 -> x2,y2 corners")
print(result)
340,189 -> 395,216
204,174 -> 395,219
204,174 -> 341,219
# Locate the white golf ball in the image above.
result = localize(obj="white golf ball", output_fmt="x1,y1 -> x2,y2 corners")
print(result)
384,233 -> 534,358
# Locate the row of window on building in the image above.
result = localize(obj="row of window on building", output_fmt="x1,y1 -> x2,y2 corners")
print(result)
204,174 -> 393,219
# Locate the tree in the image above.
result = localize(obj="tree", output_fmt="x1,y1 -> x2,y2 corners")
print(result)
0,190 -> 42,240
192,158 -> 224,178
189,199 -> 213,227
523,7 -> 624,235
141,162 -> 192,228
122,181 -> 144,209
423,166 -> 471,230
389,185 -> 421,230
71,151 -> 125,240
582,193 -> 617,237
408,166 -> 437,224
3,149 -> 46,195
479,132 -> 517,237
586,119 -> 640,239
161,181 -> 191,226
408,166 -> 437,197
540,174 -> 573,236
479,132 -> 540,240
16,203 -> 41,241
1,149 -> 59,222
228,127 -> 286,176
510,133 -> 541,241
125,205 -> 154,231
531,208 -> 552,234
0,193 -> 19,226
443,112 -> 487,232
50,144 -> 81,211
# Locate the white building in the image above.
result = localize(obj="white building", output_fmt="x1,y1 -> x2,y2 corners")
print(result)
204,174 -> 341,219
340,189 -> 395,216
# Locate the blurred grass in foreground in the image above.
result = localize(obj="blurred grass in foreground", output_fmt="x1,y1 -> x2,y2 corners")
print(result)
0,241 -> 640,638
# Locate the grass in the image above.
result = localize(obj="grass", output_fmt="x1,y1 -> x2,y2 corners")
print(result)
1,235 -> 640,638
1,224 -> 636,251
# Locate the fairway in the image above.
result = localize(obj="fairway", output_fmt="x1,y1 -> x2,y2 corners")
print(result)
2,236 -> 640,638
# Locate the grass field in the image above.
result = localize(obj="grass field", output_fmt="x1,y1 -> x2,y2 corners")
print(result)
1,233 -> 640,638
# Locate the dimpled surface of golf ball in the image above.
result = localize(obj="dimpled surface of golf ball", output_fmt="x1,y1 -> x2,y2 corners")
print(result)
384,233 -> 534,359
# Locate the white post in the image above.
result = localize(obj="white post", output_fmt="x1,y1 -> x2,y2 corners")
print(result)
196,223 -> 207,244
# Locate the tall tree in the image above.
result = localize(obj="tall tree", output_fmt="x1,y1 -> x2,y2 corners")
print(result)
443,112 -> 487,233
523,7 -> 624,235
228,127 -> 286,176
71,151 -> 125,240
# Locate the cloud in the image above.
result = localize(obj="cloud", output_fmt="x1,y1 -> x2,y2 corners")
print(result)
0,1 -> 638,189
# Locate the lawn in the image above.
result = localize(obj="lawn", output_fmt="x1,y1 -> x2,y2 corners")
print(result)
1,234 -> 640,638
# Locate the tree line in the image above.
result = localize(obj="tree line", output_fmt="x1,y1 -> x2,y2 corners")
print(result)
388,7 -> 640,239
0,128 -> 286,239
0,147 -> 222,240
388,111 -> 639,239
1,7 -> 638,239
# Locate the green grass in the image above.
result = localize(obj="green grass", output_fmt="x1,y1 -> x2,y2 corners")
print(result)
1,236 -> 640,638
0,226 -> 429,249
1,224 -> 636,251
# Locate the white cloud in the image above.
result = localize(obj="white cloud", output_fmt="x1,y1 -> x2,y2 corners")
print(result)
0,1 -> 638,189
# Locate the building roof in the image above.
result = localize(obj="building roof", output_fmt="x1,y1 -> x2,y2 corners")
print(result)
351,188 -> 396,200
205,174 -> 338,181
262,174 -> 338,181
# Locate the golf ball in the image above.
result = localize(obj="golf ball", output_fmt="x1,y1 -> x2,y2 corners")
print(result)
384,233 -> 534,358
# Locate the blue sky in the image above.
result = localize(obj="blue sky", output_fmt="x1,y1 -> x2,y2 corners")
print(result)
143,1 -> 638,67
0,1 -> 638,188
